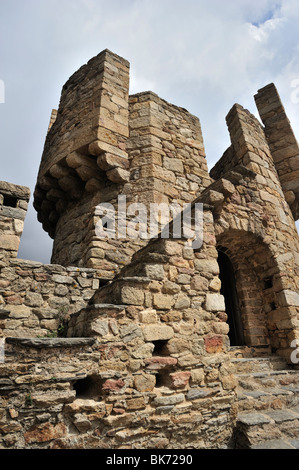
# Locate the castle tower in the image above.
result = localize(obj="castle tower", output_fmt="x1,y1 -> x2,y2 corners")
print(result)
34,50 -> 210,277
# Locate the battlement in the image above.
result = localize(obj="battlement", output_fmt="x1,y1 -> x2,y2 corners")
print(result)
255,83 -> 299,221
34,50 -> 210,273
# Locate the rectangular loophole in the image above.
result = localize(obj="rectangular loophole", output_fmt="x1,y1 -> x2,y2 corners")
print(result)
153,340 -> 168,356
263,277 -> 273,290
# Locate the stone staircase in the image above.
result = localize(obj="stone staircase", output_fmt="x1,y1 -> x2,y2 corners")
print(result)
230,350 -> 299,449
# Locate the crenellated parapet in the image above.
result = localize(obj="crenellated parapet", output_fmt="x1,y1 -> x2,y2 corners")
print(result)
34,50 -> 130,239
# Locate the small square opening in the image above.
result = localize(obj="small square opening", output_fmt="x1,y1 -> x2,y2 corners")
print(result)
73,375 -> 103,400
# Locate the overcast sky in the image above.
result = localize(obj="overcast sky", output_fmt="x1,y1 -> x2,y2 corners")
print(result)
0,0 -> 298,264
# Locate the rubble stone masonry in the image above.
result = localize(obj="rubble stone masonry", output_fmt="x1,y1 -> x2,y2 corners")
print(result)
0,50 -> 299,449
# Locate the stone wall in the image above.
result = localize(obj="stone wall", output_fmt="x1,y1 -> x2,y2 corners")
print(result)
254,83 -> 299,221
0,207 -> 238,449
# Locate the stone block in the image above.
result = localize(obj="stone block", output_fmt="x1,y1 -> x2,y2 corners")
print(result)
97,152 -> 129,171
106,167 -> 130,183
162,338 -> 189,354
142,325 -> 174,342
162,280 -> 181,294
194,259 -> 219,274
24,422 -> 67,444
119,323 -> 143,342
89,319 -> 109,336
279,290 -> 299,308
163,156 -> 184,173
153,293 -> 175,309
121,286 -> 144,305
204,335 -> 224,353
134,373 -> 156,392
144,264 -> 165,280
153,394 -> 185,406
174,293 -> 190,309
25,292 -> 43,307
138,308 -> 157,323
190,275 -> 209,291
169,371 -> 191,389
0,234 -> 20,251
102,379 -> 125,392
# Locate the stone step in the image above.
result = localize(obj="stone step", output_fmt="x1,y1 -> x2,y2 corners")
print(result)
237,386 -> 299,412
236,369 -> 299,391
93,276 -> 152,305
230,356 -> 289,374
66,303 -> 127,337
234,407 -> 299,449
229,345 -> 272,358
251,439 -> 298,449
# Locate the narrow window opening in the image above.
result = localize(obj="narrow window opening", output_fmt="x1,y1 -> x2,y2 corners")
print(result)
155,372 -> 163,388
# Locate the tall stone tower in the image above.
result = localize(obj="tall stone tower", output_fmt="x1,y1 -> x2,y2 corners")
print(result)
34,50 -> 210,278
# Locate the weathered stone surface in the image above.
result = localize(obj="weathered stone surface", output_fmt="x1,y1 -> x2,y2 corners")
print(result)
153,294 -> 175,309
0,235 -> 19,251
134,373 -> 156,392
144,356 -> 178,370
1,52 -> 299,452
205,294 -> 225,312
102,378 -> 125,392
121,286 -> 144,305
169,371 -> 191,388
5,337 -> 96,348
153,394 -> 185,406
106,167 -> 130,183
204,335 -> 224,353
